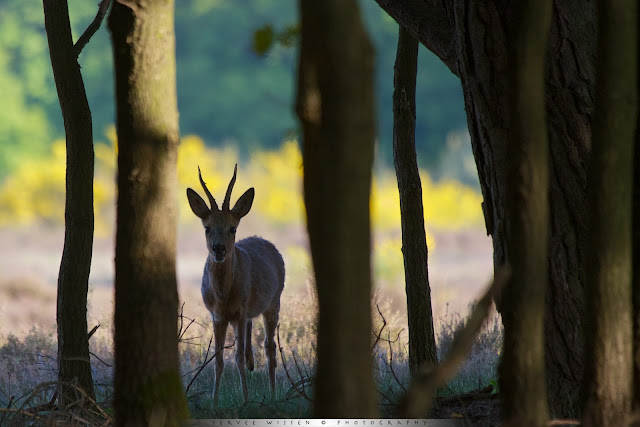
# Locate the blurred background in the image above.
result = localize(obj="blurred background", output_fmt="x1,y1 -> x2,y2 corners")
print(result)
0,0 -> 492,341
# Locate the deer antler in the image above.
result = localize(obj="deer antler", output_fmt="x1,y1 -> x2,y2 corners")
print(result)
222,164 -> 237,212
198,166 -> 219,211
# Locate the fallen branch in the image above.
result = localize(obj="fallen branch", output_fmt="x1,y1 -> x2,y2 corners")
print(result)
397,267 -> 510,417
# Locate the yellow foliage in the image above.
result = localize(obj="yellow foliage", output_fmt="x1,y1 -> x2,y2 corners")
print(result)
0,136 -> 484,237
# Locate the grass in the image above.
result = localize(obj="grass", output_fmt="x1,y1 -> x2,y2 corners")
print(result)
0,285 -> 503,423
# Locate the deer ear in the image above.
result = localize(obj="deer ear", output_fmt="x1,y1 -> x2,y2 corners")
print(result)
232,188 -> 254,219
187,188 -> 210,219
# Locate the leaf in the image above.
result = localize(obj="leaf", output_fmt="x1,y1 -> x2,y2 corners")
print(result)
252,25 -> 274,56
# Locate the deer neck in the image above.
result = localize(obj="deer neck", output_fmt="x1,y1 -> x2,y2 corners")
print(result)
207,252 -> 236,301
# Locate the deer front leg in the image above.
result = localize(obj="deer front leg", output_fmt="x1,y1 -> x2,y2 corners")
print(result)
212,318 -> 229,405
233,318 -> 249,402
245,319 -> 254,372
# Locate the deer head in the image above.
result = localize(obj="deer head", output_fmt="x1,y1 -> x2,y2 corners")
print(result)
186,165 -> 255,263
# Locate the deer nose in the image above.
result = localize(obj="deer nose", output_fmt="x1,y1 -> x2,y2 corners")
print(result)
212,244 -> 226,256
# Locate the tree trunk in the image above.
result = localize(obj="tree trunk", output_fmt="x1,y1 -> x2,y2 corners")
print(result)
43,0 -> 95,404
499,1 -> 552,425
374,0 -> 597,415
633,5 -> 640,415
392,26 -> 438,376
109,1 -> 188,424
581,1 -> 637,425
296,0 -> 377,418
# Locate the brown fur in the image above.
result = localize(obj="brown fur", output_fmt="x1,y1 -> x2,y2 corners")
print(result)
187,165 -> 285,404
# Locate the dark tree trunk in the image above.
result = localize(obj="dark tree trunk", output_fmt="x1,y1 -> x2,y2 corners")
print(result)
43,0 -> 95,404
296,0 -> 377,418
581,1 -> 637,425
499,0 -> 552,425
109,0 -> 188,423
633,5 -> 640,414
392,26 -> 438,376
374,0 -> 597,415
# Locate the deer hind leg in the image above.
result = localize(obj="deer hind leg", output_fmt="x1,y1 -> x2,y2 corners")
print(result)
233,318 -> 249,402
245,319 -> 254,372
263,305 -> 279,398
212,318 -> 229,405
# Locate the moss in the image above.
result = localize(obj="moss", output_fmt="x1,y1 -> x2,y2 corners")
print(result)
139,369 -> 190,425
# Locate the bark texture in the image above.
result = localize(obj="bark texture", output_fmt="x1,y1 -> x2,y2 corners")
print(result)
296,0 -> 377,418
374,0 -> 597,415
392,26 -> 437,377
633,5 -> 640,414
499,0 -> 552,425
43,0 -> 95,403
109,0 -> 188,424
581,1 -> 637,425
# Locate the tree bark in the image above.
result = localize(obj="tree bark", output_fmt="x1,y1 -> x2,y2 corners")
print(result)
499,0 -> 552,425
109,0 -> 188,424
392,26 -> 438,377
43,0 -> 95,404
633,5 -> 640,415
296,0 -> 377,418
581,1 -> 637,425
374,0 -> 597,415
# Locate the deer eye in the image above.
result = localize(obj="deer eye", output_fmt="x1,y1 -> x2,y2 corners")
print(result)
229,226 -> 237,234
204,226 -> 211,233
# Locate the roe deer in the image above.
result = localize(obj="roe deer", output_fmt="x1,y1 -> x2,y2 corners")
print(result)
186,165 -> 285,404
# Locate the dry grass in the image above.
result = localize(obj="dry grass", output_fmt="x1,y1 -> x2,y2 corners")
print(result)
0,281 -> 502,421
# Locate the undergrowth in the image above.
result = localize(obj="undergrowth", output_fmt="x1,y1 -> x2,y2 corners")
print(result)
0,288 -> 502,424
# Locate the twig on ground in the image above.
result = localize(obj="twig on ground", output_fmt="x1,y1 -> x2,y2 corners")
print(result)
290,350 -> 309,396
397,267 -> 510,417
276,325 -> 312,402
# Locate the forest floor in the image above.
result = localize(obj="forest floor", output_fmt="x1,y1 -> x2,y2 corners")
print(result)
0,225 -> 499,424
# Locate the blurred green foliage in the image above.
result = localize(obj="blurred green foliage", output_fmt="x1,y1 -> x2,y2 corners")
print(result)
0,0 -> 466,179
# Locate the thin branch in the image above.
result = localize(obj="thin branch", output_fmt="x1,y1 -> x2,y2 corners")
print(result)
371,303 -> 387,351
185,337 -> 236,394
73,0 -> 112,58
87,324 -> 100,340
386,330 -> 406,391
89,351 -> 111,368
397,267 -> 511,417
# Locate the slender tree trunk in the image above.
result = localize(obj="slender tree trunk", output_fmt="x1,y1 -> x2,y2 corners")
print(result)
109,0 -> 188,424
43,0 -> 95,404
373,0 -> 597,415
392,26 -> 437,376
296,0 -> 377,417
633,5 -> 640,415
499,1 -> 552,425
581,1 -> 637,425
